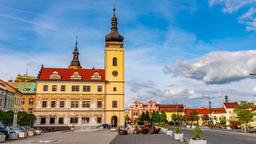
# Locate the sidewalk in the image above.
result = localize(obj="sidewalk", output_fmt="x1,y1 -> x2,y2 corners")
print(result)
183,127 -> 256,137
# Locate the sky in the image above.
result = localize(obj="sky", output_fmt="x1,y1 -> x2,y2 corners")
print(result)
1,0 -> 256,108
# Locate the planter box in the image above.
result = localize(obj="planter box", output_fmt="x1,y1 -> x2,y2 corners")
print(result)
189,139 -> 207,144
35,130 -> 41,135
18,132 -> 25,138
0,135 -> 6,142
166,130 -> 173,136
28,131 -> 34,136
8,133 -> 18,140
174,133 -> 184,140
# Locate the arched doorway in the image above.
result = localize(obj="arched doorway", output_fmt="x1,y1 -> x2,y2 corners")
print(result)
111,116 -> 118,127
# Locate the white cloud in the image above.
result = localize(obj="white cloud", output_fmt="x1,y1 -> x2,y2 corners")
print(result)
209,0 -> 256,31
167,50 -> 256,84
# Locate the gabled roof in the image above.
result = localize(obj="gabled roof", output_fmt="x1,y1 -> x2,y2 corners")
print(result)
37,67 -> 105,82
0,80 -> 20,94
224,102 -> 238,109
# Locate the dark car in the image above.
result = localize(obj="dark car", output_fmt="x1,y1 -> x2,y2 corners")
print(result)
0,123 -> 8,140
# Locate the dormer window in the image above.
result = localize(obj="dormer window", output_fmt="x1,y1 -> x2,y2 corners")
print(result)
91,72 -> 102,80
70,72 -> 82,80
49,71 -> 61,80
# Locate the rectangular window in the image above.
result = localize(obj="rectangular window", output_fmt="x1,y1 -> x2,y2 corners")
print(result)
0,99 -> 2,106
52,85 -> 57,91
50,118 -> 55,124
59,101 -> 65,108
82,117 -> 90,124
29,98 -> 33,105
43,85 -> 48,91
22,98 -> 25,104
97,117 -> 102,123
42,101 -> 47,108
70,117 -> 78,124
113,87 -> 117,92
72,85 -> 79,92
59,118 -> 64,124
97,101 -> 102,108
40,117 -> 46,125
112,100 -> 117,108
61,85 -> 66,92
71,101 -> 79,108
83,86 -> 90,92
82,101 -> 90,108
97,86 -> 102,92
51,101 -> 56,108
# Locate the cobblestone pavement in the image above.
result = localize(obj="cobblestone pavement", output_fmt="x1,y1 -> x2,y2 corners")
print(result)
6,129 -> 117,144
110,133 -> 188,144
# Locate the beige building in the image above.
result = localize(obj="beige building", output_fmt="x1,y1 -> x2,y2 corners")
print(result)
34,8 -> 125,130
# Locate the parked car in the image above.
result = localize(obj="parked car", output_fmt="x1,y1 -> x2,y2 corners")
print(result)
10,127 -> 27,138
0,123 -> 8,140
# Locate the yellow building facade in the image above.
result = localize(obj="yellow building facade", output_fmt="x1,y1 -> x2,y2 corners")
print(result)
34,8 -> 125,130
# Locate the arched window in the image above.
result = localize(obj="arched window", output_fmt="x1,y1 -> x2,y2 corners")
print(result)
112,57 -> 117,66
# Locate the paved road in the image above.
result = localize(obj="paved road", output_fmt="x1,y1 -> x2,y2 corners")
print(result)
6,129 -> 117,144
110,133 -> 187,144
182,128 -> 256,144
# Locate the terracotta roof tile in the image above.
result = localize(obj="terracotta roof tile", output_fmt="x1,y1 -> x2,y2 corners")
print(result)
224,102 -> 238,109
37,68 -> 105,81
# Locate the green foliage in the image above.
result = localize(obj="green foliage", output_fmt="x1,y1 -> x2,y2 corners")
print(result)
171,114 -> 177,124
17,111 -> 36,126
125,114 -> 130,122
160,111 -> 167,122
219,116 -> 227,126
234,101 -> 255,125
175,125 -> 181,134
192,126 -> 202,140
0,110 -> 36,126
0,110 -> 14,126
151,111 -> 160,124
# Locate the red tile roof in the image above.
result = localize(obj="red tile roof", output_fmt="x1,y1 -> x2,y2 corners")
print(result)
224,102 -> 238,109
159,104 -> 184,112
185,107 -> 226,115
37,67 -> 105,81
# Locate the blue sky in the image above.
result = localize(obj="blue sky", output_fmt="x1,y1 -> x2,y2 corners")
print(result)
1,0 -> 256,108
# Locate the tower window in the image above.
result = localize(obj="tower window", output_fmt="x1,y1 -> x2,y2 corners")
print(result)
112,100 -> 117,108
113,57 -> 117,66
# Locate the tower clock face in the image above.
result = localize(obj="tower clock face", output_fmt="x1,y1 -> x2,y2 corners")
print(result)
112,71 -> 118,77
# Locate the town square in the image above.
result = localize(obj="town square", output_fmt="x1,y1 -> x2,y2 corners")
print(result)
0,1 -> 256,144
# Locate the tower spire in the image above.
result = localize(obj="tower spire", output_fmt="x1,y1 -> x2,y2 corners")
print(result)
105,6 -> 124,42
69,37 -> 82,69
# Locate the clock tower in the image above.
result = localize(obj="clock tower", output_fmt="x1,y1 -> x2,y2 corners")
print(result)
104,7 -> 125,126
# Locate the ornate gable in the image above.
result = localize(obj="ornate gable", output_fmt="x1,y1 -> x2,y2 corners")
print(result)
49,71 -> 61,80
70,72 -> 82,80
91,72 -> 102,80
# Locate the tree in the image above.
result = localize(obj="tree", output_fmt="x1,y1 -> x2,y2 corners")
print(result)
219,115 -> 227,127
171,114 -> 177,124
188,110 -> 199,128
234,101 -> 255,133
151,111 -> 160,124
17,111 -> 36,126
201,114 -> 209,126
160,111 -> 167,123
